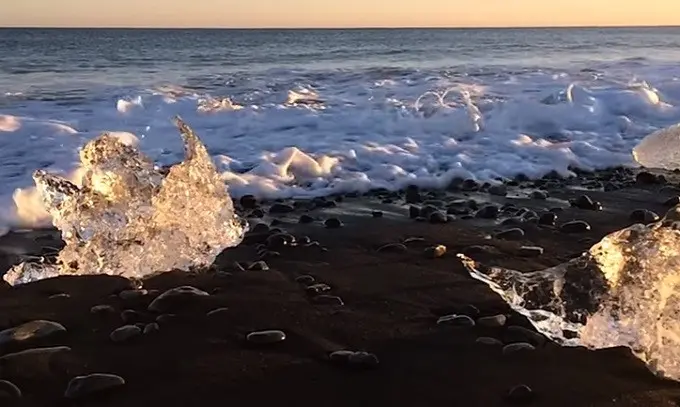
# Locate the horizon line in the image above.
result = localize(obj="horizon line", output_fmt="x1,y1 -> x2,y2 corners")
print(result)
1,23 -> 679,30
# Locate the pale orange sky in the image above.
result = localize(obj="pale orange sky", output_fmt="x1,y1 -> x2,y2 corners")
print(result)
1,0 -> 679,28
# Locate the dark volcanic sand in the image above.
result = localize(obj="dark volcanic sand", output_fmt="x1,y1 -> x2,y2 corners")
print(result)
2,169 -> 680,406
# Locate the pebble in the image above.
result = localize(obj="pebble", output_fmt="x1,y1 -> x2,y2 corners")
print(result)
476,205 -> 500,219
155,314 -> 176,325
663,196 -> 680,207
0,380 -> 22,399
248,261 -> 270,271
90,304 -> 116,316
250,209 -> 264,218
461,179 -> 479,191
64,373 -> 126,399
636,171 -> 660,185
495,228 -> 525,240
437,314 -> 476,327
0,346 -> 71,378
295,275 -> 316,285
232,262 -> 246,272
266,233 -> 296,250
424,245 -> 447,258
313,295 -> 345,306
518,246 -> 544,257
120,310 -> 142,324
143,323 -> 160,335
48,293 -> 70,300
239,194 -> 257,209
372,211 -> 384,218
298,214 -> 315,224
571,194 -> 602,211
429,211 -> 448,224
0,320 -> 67,346
246,330 -> 286,344
110,325 -> 142,343
629,209 -> 659,224
297,236 -> 312,245
538,212 -> 557,226
329,350 -> 379,369
269,203 -> 294,214
505,326 -> 546,346
147,286 -> 210,313
505,384 -> 535,404
402,237 -> 425,245
420,205 -> 438,218
377,243 -> 408,253
475,337 -> 504,346
206,308 -> 230,317
488,184 -> 508,196
502,342 -> 536,355
405,186 -> 422,203
324,218 -> 344,229
251,223 -> 270,234
530,190 -> 548,200
559,220 -> 591,233
477,314 -> 507,328
118,289 -> 148,301
305,283 -> 332,295
409,206 -> 421,219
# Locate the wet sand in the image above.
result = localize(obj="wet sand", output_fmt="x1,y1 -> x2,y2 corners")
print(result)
2,168 -> 680,406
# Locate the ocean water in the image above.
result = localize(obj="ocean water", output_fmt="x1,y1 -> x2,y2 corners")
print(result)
3,27 -> 680,228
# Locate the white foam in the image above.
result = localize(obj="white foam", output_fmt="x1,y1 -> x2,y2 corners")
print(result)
2,65 -> 680,228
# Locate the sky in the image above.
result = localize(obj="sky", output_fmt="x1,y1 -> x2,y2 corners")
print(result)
1,0 -> 679,28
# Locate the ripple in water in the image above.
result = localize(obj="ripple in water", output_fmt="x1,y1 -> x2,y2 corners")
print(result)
459,207 -> 680,380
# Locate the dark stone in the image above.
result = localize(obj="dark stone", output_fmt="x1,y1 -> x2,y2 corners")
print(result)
518,246 -> 544,257
570,195 -> 602,211
147,286 -> 209,313
560,220 -> 591,233
504,326 -> 546,346
636,171 -> 659,185
329,350 -> 379,369
249,209 -> 264,218
120,310 -> 142,324
437,314 -> 476,327
64,374 -> 125,399
372,211 -> 384,218
298,214 -> 315,224
505,384 -> 535,404
663,196 -> 680,207
90,305 -> 116,316
248,261 -> 270,271
409,206 -> 421,219
246,330 -> 286,345
377,243 -> 408,253
429,211 -> 448,224
295,275 -> 315,285
297,236 -> 312,245
488,184 -> 508,196
405,185 -> 422,204
0,380 -> 22,399
477,314 -> 507,328
629,209 -> 659,224
313,295 -> 344,306
240,195 -> 257,209
305,284 -> 332,296
324,218 -> 344,229
530,190 -> 548,200
420,205 -> 438,218
476,205 -> 499,219
110,325 -> 142,343
251,223 -> 270,234
461,179 -> 479,191
503,342 -> 536,355
538,212 -> 557,226
269,203 -> 294,214
495,228 -> 525,240
266,233 -> 296,250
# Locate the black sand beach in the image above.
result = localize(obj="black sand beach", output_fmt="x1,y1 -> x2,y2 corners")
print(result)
2,168 -> 680,406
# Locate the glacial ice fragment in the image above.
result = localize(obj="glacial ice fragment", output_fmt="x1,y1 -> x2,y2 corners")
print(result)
4,117 -> 248,285
633,124 -> 680,170
459,206 -> 680,380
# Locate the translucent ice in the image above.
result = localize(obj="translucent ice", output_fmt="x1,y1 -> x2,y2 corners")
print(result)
4,118 -> 247,285
459,207 -> 680,380
633,124 -> 680,170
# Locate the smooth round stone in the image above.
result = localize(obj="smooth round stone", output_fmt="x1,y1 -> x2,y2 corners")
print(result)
120,310 -> 142,324
424,245 -> 447,258
155,314 -> 176,325
148,286 -> 210,313
90,305 -> 116,316
663,196 -> 680,207
0,346 -> 71,378
65,373 -> 125,399
461,179 -> 479,191
475,337 -> 504,346
571,195 -> 602,211
476,205 -> 500,219
495,228 -> 525,240
0,380 -> 22,399
299,214 -> 315,224
530,190 -> 548,200
408,206 -> 421,219
437,315 -> 475,327
239,194 -> 257,209
313,295 -> 344,306
248,261 -> 270,271
297,236 -> 312,245
502,342 -> 536,355
429,211 -> 448,224
266,233 -> 295,250
636,171 -> 660,185
488,184 -> 508,196
118,289 -> 148,301
48,293 -> 71,300
402,237 -> 425,245
329,350 -> 379,369
405,186 -> 422,204
246,330 -> 286,345
324,218 -> 344,229
371,211 -> 384,218
559,220 -> 591,233
206,308 -> 230,317
260,251 -> 281,260
477,314 -> 507,328
506,384 -> 535,404
269,203 -> 294,214
420,205 -> 438,218
250,209 -> 264,218
518,246 -> 544,257
377,243 -> 408,253
0,320 -> 67,346
251,223 -> 270,234
538,212 -> 557,226
110,325 -> 142,343
232,262 -> 246,272
505,326 -> 546,346
143,323 -> 160,335
295,275 -> 316,285
305,283 -> 332,295
629,209 -> 659,224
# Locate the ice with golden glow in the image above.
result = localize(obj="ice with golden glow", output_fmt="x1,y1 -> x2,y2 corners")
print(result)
459,206 -> 680,380
3,118 -> 247,286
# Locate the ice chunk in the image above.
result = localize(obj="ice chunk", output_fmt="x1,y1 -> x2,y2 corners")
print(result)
459,207 -> 680,380
4,118 -> 248,285
633,124 -> 680,170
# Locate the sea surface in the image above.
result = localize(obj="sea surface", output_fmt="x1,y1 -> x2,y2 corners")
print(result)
2,27 -> 680,227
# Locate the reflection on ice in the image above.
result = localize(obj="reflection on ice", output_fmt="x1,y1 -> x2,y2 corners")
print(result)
459,207 -> 680,380
4,118 -> 247,286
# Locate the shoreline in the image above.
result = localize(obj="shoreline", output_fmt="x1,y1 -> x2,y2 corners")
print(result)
1,167 -> 680,405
